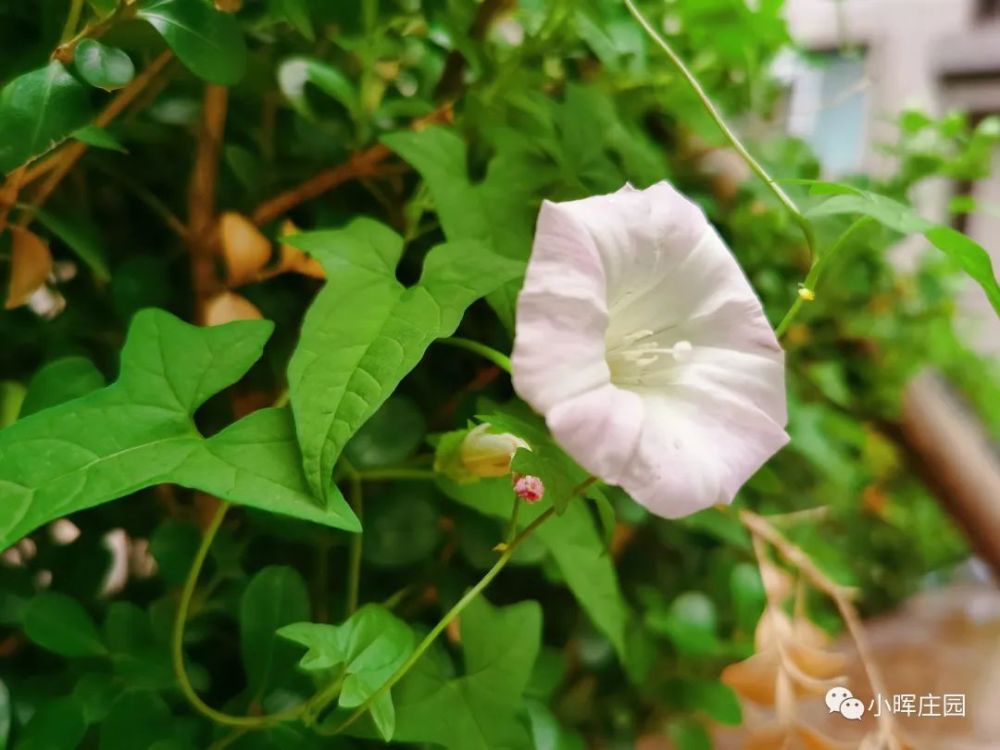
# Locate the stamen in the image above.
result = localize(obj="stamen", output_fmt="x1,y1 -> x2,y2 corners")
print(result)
622,329 -> 655,345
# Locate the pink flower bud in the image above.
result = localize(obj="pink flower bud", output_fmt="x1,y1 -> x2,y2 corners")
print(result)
512,474 -> 544,503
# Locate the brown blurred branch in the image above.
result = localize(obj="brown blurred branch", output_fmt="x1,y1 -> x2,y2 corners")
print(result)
187,85 -> 229,320
895,371 -> 1000,576
434,0 -> 516,100
250,104 -> 453,226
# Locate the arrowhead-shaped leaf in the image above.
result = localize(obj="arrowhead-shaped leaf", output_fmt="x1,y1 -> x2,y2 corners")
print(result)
285,218 -> 523,500
0,309 -> 357,548
392,596 -> 541,750
279,604 -> 415,741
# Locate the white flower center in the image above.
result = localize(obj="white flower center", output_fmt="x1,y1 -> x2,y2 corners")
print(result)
606,329 -> 694,386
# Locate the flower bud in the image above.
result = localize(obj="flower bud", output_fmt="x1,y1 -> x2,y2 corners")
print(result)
460,424 -> 530,478
512,474 -> 545,503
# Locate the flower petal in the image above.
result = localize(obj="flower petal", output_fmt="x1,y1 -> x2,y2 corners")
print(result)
511,200 -> 612,414
620,387 -> 788,517
545,384 -> 645,483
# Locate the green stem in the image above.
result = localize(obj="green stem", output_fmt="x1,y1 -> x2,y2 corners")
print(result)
56,1 -> 137,54
623,0 -> 817,260
504,495 -> 522,544
59,0 -> 86,44
325,506 -> 558,736
774,216 -> 873,338
438,337 -> 512,374
345,471 -> 363,617
207,728 -> 249,750
171,502 -> 303,729
301,674 -> 346,726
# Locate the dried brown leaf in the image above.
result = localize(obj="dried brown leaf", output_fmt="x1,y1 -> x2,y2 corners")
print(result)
220,212 -> 271,286
722,649 -> 782,705
5,227 -> 53,309
204,291 -> 263,326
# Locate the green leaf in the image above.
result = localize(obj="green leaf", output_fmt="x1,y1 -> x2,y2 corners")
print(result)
15,697 -> 87,750
527,700 -> 586,750
241,566 -> 311,699
668,717 -> 712,750
273,0 -> 314,39
74,39 -> 135,91
393,596 -> 541,750
72,124 -> 126,151
279,604 -> 415,741
806,187 -> 1000,316
174,407 -> 361,532
362,483 -> 441,568
73,673 -> 126,723
382,126 -> 543,328
729,562 -> 766,634
925,226 -> 1000,316
98,691 -> 174,750
32,207 -> 112,280
343,396 -> 426,469
0,61 -> 94,174
137,0 -> 248,85
587,485 -> 617,553
19,356 -> 105,417
149,520 -> 200,585
0,309 -> 358,548
648,592 -> 719,657
0,382 -> 26,428
103,601 -> 175,690
278,57 -> 356,119
22,592 -> 107,658
665,678 -> 743,725
439,476 -> 629,661
286,218 -> 522,500
806,190 -> 931,234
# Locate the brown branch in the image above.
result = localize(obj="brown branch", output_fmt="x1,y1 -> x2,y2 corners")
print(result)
187,84 -> 230,321
434,0 -> 516,101
0,166 -> 27,236
741,509 -> 902,750
895,371 -> 1000,576
250,104 -> 454,227
18,50 -> 174,224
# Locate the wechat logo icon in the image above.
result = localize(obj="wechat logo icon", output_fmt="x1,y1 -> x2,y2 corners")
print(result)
826,687 -> 865,721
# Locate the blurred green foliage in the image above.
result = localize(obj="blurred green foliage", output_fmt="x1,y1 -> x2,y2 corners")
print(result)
1,0 -> 999,748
